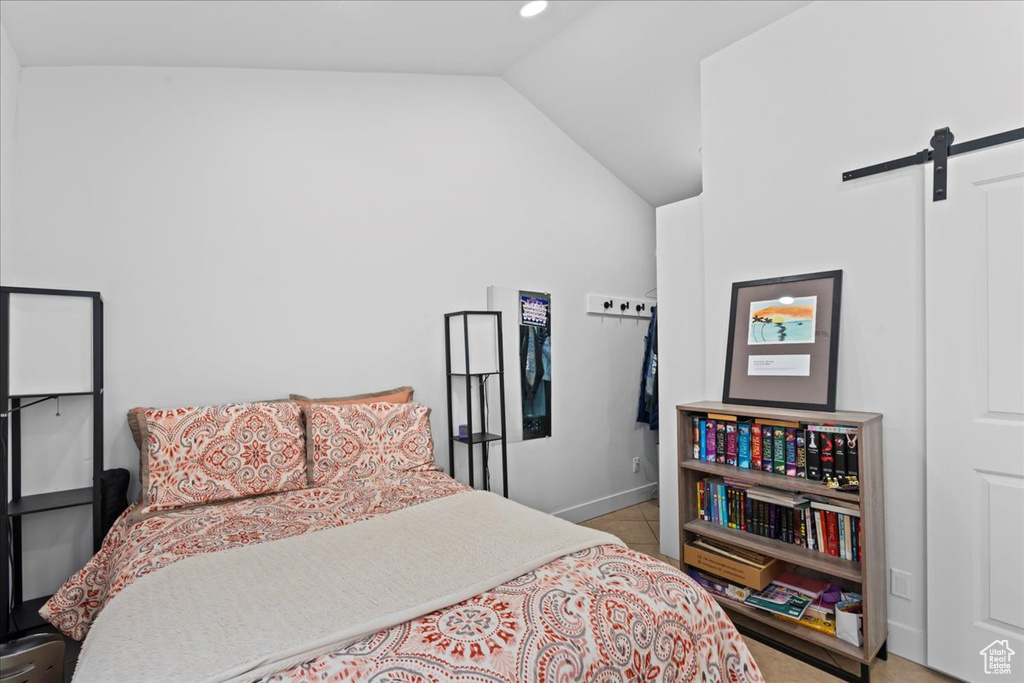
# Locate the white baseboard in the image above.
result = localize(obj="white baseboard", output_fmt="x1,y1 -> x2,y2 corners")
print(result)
887,620 -> 927,666
552,484 -> 658,523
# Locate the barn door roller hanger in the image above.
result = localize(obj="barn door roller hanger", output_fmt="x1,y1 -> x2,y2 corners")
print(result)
842,126 -> 1024,201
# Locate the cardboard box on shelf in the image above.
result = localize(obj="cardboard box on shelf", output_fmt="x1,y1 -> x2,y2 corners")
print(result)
683,541 -> 785,590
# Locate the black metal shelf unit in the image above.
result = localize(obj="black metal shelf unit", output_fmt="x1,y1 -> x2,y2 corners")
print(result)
1,286 -> 104,641
444,311 -> 508,497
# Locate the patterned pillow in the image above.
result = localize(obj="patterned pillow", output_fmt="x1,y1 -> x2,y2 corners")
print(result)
126,397 -> 291,451
134,402 -> 307,519
305,402 -> 436,487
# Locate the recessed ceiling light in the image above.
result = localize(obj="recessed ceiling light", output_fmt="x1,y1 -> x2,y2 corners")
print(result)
520,1 -> 548,18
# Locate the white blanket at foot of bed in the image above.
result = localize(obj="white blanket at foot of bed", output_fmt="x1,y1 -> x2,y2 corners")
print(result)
72,490 -> 622,683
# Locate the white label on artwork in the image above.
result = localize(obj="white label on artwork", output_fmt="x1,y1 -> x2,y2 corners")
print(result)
748,354 -> 811,377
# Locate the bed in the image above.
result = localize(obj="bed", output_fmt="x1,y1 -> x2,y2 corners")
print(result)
41,398 -> 762,682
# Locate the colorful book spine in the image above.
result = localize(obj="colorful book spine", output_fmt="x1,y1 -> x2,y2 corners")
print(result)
851,518 -> 860,561
712,483 -> 720,525
762,427 -> 774,472
692,417 -> 701,459
738,423 -> 751,469
819,431 -> 835,479
706,420 -> 717,462
796,431 -> 806,478
725,422 -> 738,467
847,431 -> 859,478
838,513 -> 847,560
814,511 -> 825,553
834,432 -> 847,478
805,429 -> 821,480
785,428 -> 797,476
773,426 -> 786,474
805,508 -> 815,551
751,424 -> 762,470
716,421 -> 726,464
699,419 -> 707,461
843,514 -> 853,561
826,512 -> 840,557
719,483 -> 727,526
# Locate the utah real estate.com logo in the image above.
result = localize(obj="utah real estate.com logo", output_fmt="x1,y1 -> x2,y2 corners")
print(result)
980,640 -> 1015,675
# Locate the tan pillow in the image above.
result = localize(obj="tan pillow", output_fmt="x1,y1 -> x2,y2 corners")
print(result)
290,386 -> 414,407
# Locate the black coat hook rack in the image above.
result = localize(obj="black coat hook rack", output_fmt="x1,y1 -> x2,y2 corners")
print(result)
842,125 -> 1024,201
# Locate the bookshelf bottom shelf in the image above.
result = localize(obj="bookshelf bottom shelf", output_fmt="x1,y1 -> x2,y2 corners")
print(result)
710,593 -> 869,663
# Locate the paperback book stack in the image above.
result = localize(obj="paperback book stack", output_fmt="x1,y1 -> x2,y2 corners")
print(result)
746,571 -> 838,636
690,412 -> 859,481
696,478 -> 863,562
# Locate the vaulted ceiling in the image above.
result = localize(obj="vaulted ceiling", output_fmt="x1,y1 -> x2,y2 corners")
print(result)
0,0 -> 808,207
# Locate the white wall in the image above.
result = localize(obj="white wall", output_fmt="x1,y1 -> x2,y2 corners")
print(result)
691,0 -> 1023,665
1,23 -> 20,275
654,195 -> 705,559
503,0 -> 809,207
7,67 -> 657,597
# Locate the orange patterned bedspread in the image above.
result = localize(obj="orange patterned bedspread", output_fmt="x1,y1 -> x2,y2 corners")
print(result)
45,470 -> 762,682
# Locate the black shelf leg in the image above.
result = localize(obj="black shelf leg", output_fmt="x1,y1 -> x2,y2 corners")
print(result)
734,622 -> 871,683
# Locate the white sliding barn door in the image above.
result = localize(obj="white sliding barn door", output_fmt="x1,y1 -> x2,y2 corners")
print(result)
926,142 -> 1024,682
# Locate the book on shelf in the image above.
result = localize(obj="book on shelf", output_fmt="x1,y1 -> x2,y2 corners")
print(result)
806,430 -> 821,480
772,426 -> 786,474
716,421 -> 726,463
697,476 -> 863,560
834,432 -> 847,479
745,486 -> 807,507
738,422 -> 751,469
847,432 -> 859,478
751,424 -> 763,470
761,426 -> 773,473
772,571 -> 829,599
726,422 -> 738,466
774,598 -> 837,636
819,431 -> 835,478
689,411 -> 861,483
796,431 -> 807,478
806,495 -> 860,516
756,417 -> 801,429
744,583 -> 813,619
690,537 -> 774,568
687,568 -> 753,605
785,428 -> 797,476
706,419 -> 717,462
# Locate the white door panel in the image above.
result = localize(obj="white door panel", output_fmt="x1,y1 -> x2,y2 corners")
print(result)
926,143 -> 1024,682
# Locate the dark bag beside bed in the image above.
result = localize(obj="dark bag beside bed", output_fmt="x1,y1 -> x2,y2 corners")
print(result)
99,468 -> 130,538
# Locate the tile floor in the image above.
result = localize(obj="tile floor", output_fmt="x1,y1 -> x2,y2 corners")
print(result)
580,500 -> 954,683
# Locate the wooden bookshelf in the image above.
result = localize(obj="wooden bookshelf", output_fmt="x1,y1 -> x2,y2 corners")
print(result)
677,401 -> 886,680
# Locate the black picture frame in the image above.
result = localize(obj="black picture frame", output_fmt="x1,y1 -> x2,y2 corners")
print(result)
722,270 -> 842,411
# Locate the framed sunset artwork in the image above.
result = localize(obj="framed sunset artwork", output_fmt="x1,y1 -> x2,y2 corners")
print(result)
723,270 -> 842,411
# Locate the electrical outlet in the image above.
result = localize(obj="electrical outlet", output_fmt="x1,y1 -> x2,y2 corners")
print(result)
891,568 -> 913,600
632,457 -> 641,473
